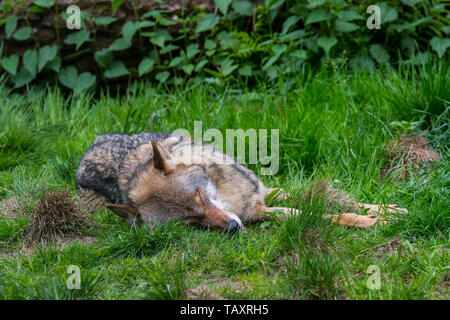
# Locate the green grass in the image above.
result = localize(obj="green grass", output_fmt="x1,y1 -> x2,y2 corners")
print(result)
0,63 -> 449,300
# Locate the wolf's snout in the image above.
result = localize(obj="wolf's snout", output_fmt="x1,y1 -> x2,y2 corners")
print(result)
225,219 -> 241,233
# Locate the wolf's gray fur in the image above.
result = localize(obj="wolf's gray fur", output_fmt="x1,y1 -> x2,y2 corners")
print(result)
75,132 -> 267,231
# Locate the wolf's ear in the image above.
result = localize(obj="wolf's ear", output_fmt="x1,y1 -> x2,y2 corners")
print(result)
107,203 -> 138,222
151,140 -> 176,175
194,188 -> 208,206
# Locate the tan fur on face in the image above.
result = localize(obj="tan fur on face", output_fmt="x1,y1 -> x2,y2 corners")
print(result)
124,139 -> 267,225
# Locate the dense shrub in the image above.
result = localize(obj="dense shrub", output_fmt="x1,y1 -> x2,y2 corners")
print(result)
0,0 -> 448,93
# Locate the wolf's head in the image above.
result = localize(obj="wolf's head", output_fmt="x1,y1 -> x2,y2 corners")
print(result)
106,140 -> 242,232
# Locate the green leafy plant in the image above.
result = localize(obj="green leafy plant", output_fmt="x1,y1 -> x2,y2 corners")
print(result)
0,0 -> 448,92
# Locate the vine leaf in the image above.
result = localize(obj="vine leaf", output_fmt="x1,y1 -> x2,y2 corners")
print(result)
105,61 -> 129,78
196,14 -> 220,33
38,45 -> 58,72
1,54 -> 19,75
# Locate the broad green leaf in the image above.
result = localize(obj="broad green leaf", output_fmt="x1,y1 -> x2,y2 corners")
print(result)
2,2 -> 12,14
266,0 -> 285,11
369,44 -> 390,64
195,59 -> 208,72
108,38 -> 132,51
1,54 -> 19,75
205,39 -> 216,50
215,0 -> 231,15
222,62 -> 238,76
112,0 -> 125,13
155,71 -> 170,82
11,67 -> 34,88
263,55 -> 280,70
187,44 -> 200,59
238,65 -> 252,76
304,37 -> 319,53
59,66 -> 78,89
122,21 -> 140,41
407,51 -> 430,65
104,61 -> 129,78
33,0 -> 54,8
138,21 -> 155,28
400,0 -> 422,6
430,37 -> 450,58
38,45 -> 57,72
169,57 -> 183,68
271,44 -> 287,56
393,16 -> 432,32
94,49 -> 113,69
280,29 -> 305,41
138,57 -> 155,76
350,52 -> 375,73
335,20 -> 359,32
29,6 -> 45,13
317,36 -> 337,55
5,15 -> 17,39
182,64 -> 194,75
150,35 -> 166,48
379,4 -> 398,23
172,77 -> 184,86
206,50 -> 216,57
195,14 -> 220,33
305,9 -> 330,25
0,17 -> 8,28
338,10 -> 364,21
12,27 -> 32,41
142,10 -> 162,19
64,30 -> 90,50
93,17 -> 118,26
158,18 -> 176,26
232,1 -> 253,16
160,44 -> 179,54
74,72 -> 96,94
152,29 -> 173,42
290,50 -> 307,59
23,49 -> 38,76
217,31 -> 238,49
282,16 -> 300,34
46,56 -> 61,72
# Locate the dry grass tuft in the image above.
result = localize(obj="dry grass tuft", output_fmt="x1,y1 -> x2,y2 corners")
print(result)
186,285 -> 225,300
0,197 -> 24,218
23,190 -> 91,244
382,135 -> 441,180
76,188 -> 106,214
307,179 -> 357,212
373,237 -> 403,259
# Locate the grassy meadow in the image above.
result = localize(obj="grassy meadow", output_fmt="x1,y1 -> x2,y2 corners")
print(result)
0,63 -> 448,299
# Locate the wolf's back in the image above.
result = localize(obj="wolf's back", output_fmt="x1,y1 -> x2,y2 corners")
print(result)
75,132 -> 172,203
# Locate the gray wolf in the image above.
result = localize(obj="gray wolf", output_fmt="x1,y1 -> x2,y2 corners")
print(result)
75,132 -> 406,231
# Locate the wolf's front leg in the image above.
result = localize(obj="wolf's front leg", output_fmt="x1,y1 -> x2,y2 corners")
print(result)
264,187 -> 294,205
353,202 -> 408,215
324,213 -> 388,228
248,202 -> 301,223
